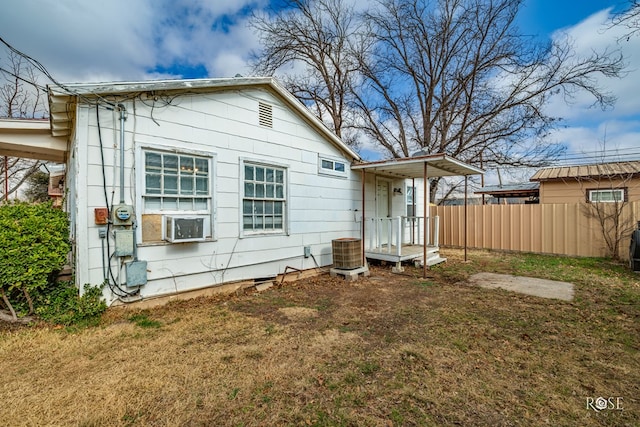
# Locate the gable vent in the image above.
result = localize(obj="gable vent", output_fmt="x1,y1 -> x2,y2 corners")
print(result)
258,102 -> 273,128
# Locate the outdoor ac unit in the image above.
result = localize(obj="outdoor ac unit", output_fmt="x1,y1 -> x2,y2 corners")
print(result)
164,216 -> 205,243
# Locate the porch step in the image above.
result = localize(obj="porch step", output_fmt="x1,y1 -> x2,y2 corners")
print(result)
416,250 -> 447,267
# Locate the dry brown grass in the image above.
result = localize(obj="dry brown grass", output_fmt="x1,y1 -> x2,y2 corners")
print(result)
1,249 -> 638,426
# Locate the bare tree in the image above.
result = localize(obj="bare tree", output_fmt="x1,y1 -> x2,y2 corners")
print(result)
579,171 -> 637,260
250,0 -> 367,145
0,51 -> 48,200
611,1 -> 640,40
1,157 -> 42,200
250,0 -> 625,200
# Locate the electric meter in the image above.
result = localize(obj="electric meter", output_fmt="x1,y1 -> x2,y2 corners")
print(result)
112,204 -> 134,226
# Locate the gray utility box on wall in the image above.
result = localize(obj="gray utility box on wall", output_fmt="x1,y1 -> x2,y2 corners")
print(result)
114,229 -> 135,257
126,260 -> 148,287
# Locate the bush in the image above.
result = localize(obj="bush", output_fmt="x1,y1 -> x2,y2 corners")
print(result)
36,282 -> 107,326
0,201 -> 71,319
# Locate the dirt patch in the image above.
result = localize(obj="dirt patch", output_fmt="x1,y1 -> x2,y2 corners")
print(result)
278,306 -> 319,320
467,272 -> 575,301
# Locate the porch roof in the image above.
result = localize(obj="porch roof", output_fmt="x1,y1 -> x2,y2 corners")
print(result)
351,153 -> 484,179
0,118 -> 67,162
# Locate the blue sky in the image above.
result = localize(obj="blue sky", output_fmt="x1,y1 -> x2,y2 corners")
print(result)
517,0 -> 626,35
1,0 -> 638,182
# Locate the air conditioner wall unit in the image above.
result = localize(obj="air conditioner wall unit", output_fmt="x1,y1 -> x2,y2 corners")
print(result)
165,216 -> 206,243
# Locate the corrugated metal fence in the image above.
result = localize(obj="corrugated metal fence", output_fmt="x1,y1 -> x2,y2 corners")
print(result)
434,201 -> 640,260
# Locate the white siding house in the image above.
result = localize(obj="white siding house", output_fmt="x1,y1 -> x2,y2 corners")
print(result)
1,76 -> 483,306
48,77 -> 363,305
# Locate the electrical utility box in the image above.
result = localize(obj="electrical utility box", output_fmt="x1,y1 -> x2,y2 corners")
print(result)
126,260 -> 148,287
114,229 -> 135,257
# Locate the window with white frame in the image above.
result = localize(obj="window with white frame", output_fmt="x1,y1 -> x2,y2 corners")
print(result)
587,188 -> 626,203
143,150 -> 212,212
242,162 -> 286,232
319,157 -> 347,177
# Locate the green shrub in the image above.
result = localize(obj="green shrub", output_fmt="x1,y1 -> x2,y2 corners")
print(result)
0,201 -> 71,319
36,282 -> 107,326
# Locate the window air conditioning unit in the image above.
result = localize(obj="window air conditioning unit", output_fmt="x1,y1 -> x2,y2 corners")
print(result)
164,216 -> 205,243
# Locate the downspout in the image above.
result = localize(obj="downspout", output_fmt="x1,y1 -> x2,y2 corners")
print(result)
4,156 -> 7,201
117,104 -> 127,204
361,169 -> 366,267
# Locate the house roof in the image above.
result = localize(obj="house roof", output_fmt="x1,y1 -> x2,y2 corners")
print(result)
530,161 -> 640,182
351,153 -> 484,179
475,183 -> 539,198
47,76 -> 361,161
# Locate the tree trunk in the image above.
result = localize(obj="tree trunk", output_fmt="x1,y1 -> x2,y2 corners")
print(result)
0,289 -> 17,322
23,289 -> 34,315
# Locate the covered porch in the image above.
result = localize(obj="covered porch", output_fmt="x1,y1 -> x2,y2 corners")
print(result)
352,153 -> 483,276
0,118 -> 67,163
364,215 -> 442,268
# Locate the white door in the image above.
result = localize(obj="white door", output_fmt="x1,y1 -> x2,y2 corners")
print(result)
376,179 -> 391,246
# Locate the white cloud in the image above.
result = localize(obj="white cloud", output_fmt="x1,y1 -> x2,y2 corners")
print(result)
539,8 -> 640,164
0,0 -> 267,83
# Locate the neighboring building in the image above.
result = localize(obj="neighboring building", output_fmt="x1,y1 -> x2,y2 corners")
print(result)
530,161 -> 640,204
2,77 -> 482,306
474,183 -> 540,204
47,164 -> 65,207
438,195 -> 483,206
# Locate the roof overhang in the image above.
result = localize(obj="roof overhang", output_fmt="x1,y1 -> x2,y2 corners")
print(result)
351,153 -> 484,179
475,189 -> 539,198
530,161 -> 640,182
0,118 -> 67,163
475,183 -> 539,198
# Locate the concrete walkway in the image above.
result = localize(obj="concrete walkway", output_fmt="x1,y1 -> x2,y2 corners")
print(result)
468,272 -> 574,301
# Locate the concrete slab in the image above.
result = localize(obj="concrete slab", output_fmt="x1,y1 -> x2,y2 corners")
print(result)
468,272 -> 574,302
330,266 -> 370,281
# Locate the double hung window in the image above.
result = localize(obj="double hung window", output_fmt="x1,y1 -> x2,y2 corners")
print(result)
242,163 -> 286,232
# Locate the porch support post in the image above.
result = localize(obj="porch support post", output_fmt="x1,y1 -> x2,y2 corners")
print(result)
464,175 -> 468,262
361,169 -> 366,267
411,177 -> 416,244
4,156 -> 7,201
423,161 -> 428,278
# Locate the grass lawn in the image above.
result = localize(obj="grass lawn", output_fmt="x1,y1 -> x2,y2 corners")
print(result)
1,249 -> 638,426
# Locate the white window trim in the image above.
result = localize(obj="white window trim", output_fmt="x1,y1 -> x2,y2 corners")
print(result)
318,155 -> 348,178
135,143 -> 217,244
239,157 -> 290,238
588,188 -> 625,203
